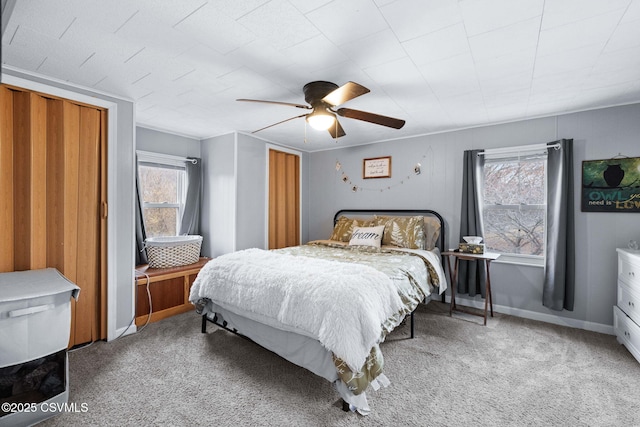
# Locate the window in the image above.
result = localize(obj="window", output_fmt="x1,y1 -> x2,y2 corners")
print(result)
481,146 -> 547,265
137,153 -> 187,237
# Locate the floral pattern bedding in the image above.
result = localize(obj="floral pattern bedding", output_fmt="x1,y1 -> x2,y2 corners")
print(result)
275,240 -> 444,395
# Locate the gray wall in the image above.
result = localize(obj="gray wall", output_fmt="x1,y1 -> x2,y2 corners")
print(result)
236,133 -> 267,250
200,132 -> 269,255
200,132 -> 308,256
201,133 -> 236,257
136,127 -> 200,158
308,103 -> 640,332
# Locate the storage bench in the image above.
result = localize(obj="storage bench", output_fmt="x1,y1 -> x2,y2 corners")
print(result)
134,257 -> 210,326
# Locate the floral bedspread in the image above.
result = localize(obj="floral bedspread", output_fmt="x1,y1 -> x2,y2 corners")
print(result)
274,240 -> 444,395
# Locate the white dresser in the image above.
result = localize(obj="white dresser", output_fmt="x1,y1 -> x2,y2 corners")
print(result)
613,248 -> 640,363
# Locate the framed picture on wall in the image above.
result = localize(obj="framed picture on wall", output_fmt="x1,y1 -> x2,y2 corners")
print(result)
581,156 -> 640,212
363,156 -> 392,179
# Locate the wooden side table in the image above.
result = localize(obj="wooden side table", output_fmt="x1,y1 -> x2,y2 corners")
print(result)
442,251 -> 500,325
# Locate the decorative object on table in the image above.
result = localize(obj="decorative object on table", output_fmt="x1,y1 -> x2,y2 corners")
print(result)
581,155 -> 640,212
363,156 -> 392,179
459,236 -> 484,254
630,240 -> 639,250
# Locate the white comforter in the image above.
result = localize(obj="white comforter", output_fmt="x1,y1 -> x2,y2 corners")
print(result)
189,248 -> 404,372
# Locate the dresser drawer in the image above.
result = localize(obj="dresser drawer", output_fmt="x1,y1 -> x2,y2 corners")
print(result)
614,306 -> 640,363
617,280 -> 640,324
618,249 -> 640,288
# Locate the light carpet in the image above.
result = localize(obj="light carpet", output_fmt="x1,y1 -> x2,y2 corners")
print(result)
40,302 -> 640,426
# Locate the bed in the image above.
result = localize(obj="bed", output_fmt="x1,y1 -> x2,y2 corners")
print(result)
189,209 -> 447,415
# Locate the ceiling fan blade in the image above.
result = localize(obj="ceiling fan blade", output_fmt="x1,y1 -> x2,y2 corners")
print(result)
327,118 -> 346,139
336,107 -> 405,129
322,82 -> 370,106
237,99 -> 311,110
251,113 -> 308,134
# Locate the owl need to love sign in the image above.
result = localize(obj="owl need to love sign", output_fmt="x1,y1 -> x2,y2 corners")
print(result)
581,156 -> 640,212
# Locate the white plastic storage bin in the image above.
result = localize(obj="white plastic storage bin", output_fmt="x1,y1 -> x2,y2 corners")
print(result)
0,268 -> 80,426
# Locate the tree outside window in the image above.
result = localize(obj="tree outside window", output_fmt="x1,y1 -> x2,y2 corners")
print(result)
138,163 -> 186,237
482,155 -> 546,258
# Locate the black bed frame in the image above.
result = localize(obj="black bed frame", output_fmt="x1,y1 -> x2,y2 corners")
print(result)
332,209 -> 447,336
332,209 -> 446,254
201,209 -> 446,411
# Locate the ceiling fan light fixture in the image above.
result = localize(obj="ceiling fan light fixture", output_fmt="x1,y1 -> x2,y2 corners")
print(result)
306,110 -> 335,130
239,81 -> 404,138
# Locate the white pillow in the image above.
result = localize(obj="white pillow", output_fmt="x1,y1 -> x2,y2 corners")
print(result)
349,225 -> 385,248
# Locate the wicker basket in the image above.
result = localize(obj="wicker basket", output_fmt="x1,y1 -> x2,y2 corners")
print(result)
145,235 -> 202,269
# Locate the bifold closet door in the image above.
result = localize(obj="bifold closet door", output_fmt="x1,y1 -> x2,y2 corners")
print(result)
0,86 -> 16,272
0,85 -> 106,346
268,149 -> 300,249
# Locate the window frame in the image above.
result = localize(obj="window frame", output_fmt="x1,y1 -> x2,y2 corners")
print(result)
137,151 -> 188,237
480,145 -> 548,267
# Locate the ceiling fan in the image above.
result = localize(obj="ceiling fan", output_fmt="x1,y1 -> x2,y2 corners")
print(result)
237,81 -> 405,139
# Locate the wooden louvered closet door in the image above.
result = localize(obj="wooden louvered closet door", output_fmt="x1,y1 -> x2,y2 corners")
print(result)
268,149 -> 300,249
0,84 -> 107,347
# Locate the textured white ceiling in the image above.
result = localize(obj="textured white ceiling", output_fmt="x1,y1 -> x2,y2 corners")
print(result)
3,0 -> 640,152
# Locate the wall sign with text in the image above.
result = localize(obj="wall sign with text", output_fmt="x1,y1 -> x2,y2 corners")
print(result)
363,156 -> 392,179
581,156 -> 640,212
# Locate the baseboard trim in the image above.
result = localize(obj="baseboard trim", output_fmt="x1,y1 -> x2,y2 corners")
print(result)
112,323 -> 137,340
431,295 -> 614,336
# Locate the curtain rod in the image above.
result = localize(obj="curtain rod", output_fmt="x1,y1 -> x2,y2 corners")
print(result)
477,142 -> 560,156
137,150 -> 198,164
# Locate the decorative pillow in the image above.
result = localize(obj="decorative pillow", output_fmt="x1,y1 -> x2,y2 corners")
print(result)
349,225 -> 385,248
330,216 -> 356,242
374,215 -> 426,249
329,216 -> 376,242
423,216 -> 442,250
